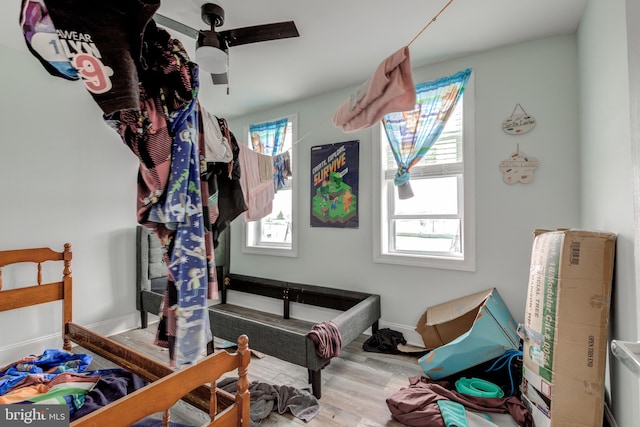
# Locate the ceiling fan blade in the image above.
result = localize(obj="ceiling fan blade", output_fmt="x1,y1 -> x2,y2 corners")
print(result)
211,72 -> 228,85
154,13 -> 200,39
221,21 -> 299,47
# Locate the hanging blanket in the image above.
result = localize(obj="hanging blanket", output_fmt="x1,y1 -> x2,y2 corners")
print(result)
273,151 -> 292,192
19,2 -> 212,367
333,46 -> 416,133
105,24 -> 212,367
238,144 -> 275,222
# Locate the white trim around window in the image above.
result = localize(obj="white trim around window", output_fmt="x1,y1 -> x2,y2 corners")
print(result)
371,75 -> 476,271
241,114 -> 299,258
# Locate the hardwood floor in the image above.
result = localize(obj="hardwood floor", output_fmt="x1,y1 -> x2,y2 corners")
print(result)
86,323 -> 424,426
81,324 -> 615,427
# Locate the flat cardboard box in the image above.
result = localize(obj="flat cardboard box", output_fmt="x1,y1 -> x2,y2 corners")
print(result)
520,229 -> 616,427
417,288 -> 519,380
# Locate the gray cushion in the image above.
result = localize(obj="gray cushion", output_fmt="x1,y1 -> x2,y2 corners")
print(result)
151,277 -> 168,293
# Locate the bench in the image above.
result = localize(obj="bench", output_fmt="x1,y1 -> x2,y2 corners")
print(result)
136,225 -> 381,398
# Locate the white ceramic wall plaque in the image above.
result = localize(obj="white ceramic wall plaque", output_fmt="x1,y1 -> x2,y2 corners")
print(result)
502,103 -> 536,135
499,149 -> 539,184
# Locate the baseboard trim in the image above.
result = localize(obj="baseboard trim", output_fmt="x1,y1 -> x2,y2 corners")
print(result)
0,314 -> 139,366
379,320 -> 424,347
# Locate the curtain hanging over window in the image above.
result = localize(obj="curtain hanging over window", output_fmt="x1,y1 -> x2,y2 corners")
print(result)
382,68 -> 471,199
249,118 -> 289,156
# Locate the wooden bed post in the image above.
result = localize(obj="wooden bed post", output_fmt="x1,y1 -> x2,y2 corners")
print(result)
236,334 -> 250,427
161,409 -> 170,427
62,243 -> 73,351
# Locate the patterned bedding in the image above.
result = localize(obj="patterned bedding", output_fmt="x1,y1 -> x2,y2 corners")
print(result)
0,349 -> 148,422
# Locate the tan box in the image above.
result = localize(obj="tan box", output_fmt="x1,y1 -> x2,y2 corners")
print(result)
415,288 -> 496,350
416,288 -> 519,379
520,229 -> 616,427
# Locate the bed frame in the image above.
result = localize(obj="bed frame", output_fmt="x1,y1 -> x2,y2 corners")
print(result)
0,244 -> 250,427
212,273 -> 381,399
136,225 -> 381,399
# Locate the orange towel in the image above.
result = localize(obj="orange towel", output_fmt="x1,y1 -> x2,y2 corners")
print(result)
333,46 -> 416,133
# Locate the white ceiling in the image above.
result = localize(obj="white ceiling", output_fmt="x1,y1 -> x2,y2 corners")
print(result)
3,0 -> 587,119
157,0 -> 587,119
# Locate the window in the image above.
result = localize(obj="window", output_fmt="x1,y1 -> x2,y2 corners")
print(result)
242,114 -> 297,257
373,76 -> 475,270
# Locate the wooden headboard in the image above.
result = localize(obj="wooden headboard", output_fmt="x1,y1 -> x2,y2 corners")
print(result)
0,243 -> 73,350
0,243 -> 252,426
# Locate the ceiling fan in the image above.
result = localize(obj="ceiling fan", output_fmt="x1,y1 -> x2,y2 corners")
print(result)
154,3 -> 300,86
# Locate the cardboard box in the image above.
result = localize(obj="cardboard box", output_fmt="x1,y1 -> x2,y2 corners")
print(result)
417,288 -> 519,380
520,229 -> 616,427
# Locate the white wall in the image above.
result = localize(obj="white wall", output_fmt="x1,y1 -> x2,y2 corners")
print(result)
1,1 -> 636,423
0,46 -> 141,364
578,0 -> 640,425
227,35 -> 581,344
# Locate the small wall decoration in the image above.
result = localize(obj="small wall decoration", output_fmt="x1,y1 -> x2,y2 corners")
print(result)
499,146 -> 539,184
310,140 -> 359,228
502,103 -> 536,135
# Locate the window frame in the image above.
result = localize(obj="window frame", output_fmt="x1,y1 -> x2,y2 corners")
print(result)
372,73 -> 475,271
241,114 -> 298,258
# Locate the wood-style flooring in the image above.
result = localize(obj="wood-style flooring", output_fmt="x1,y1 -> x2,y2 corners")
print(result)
83,323 -> 424,427
81,324 -> 615,427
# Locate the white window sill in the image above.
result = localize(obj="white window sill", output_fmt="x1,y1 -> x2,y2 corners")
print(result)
373,252 -> 475,271
241,245 -> 298,258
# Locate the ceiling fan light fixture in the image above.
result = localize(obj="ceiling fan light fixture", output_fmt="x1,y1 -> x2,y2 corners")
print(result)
196,30 -> 229,74
196,45 -> 229,74
154,3 -> 299,85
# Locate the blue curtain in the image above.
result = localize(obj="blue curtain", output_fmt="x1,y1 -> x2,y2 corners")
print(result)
383,68 -> 471,197
249,118 -> 289,156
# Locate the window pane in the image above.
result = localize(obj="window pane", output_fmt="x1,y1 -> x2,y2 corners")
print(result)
393,176 -> 458,215
394,219 -> 461,254
244,116 -> 295,251
259,188 -> 292,244
374,71 -> 474,269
